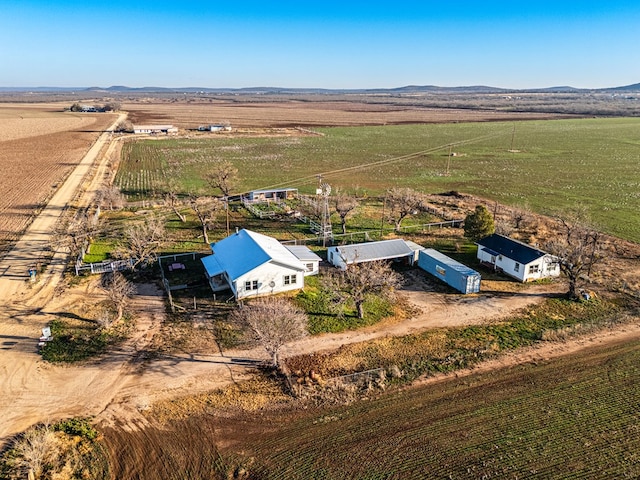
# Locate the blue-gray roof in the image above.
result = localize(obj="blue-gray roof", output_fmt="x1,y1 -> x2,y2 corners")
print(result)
421,249 -> 480,276
476,234 -> 549,264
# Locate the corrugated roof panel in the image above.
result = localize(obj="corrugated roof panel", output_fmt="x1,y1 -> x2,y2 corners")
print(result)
209,229 -> 305,281
336,239 -> 414,264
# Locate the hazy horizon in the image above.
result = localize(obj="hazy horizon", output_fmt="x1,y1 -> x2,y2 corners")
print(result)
2,1 -> 639,90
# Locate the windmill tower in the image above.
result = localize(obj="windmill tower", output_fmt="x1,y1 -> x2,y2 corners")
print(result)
316,178 -> 333,246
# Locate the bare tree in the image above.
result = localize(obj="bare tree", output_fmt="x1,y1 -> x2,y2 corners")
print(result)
333,192 -> 358,235
385,187 -> 424,232
230,297 -> 308,370
103,271 -> 135,324
205,160 -> 238,198
324,260 -> 403,319
99,184 -> 126,211
189,195 -> 223,244
545,212 -> 602,300
11,424 -> 60,480
50,210 -> 102,265
164,190 -> 186,222
114,214 -> 166,270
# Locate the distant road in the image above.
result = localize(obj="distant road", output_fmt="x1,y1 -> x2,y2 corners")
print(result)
0,113 -> 125,305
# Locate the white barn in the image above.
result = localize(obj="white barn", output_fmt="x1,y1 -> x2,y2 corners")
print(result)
476,234 -> 560,282
133,124 -> 178,134
201,229 -> 318,299
327,239 -> 423,270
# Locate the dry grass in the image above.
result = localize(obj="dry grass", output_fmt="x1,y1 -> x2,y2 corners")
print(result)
123,99 -> 561,129
148,376 -> 290,423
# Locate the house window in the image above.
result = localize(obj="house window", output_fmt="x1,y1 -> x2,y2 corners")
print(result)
514,262 -> 520,272
498,255 -> 503,261
305,263 -> 314,272
245,280 -> 258,291
528,264 -> 540,274
283,274 -> 297,286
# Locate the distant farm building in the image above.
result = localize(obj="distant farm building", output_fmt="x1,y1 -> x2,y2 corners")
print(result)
80,105 -> 98,112
201,229 -> 319,300
243,188 -> 298,203
476,234 -> 560,282
417,249 -> 481,294
327,239 -> 423,270
133,124 -> 178,135
197,124 -> 232,132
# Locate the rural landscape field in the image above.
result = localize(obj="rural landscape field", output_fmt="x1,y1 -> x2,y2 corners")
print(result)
0,93 -> 639,480
0,104 -> 116,255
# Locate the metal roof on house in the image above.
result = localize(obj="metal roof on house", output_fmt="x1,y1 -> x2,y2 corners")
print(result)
285,245 -> 322,262
476,234 -> 549,264
204,229 -> 305,281
201,254 -> 225,278
334,239 -> 415,264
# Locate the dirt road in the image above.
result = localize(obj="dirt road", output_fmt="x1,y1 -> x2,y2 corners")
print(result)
0,113 -> 125,303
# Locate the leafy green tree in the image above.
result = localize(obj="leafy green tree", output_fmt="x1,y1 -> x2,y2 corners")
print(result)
464,205 -> 495,241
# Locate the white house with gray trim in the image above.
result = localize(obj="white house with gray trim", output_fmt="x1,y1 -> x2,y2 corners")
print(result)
476,234 -> 560,282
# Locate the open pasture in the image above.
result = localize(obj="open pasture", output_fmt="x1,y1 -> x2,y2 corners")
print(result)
117,117 -> 640,242
218,336 -> 640,479
123,99 -> 560,129
0,104 -> 116,254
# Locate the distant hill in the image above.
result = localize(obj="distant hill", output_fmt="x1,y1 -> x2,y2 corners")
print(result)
1,83 -> 639,94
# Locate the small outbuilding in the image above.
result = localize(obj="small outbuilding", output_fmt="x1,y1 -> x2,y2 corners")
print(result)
476,234 -> 560,282
244,188 -> 298,202
327,239 -> 421,270
417,249 -> 481,294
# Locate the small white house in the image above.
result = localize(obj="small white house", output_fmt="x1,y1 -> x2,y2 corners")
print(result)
327,239 -> 422,270
476,234 -> 560,282
201,229 -> 317,299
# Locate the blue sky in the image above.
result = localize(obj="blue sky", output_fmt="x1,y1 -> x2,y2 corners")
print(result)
1,1 -> 639,89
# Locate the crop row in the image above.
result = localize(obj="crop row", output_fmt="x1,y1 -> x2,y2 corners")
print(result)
118,118 -> 640,242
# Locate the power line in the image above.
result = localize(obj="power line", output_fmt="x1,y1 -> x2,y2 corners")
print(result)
251,130 -> 510,193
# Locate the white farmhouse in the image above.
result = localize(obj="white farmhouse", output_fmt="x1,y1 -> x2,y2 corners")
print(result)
201,229 -> 318,299
327,239 -> 423,270
476,234 -> 560,282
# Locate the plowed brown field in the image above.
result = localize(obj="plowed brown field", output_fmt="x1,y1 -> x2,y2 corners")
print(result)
124,99 -> 562,129
0,104 -> 116,254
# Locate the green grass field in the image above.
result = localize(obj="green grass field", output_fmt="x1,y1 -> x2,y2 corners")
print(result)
115,118 -> 640,242
222,336 -> 640,479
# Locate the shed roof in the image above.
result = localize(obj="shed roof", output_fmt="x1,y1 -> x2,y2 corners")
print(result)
285,245 -> 322,262
420,249 -> 480,276
205,229 -> 305,281
333,239 -> 414,264
476,234 -> 549,264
